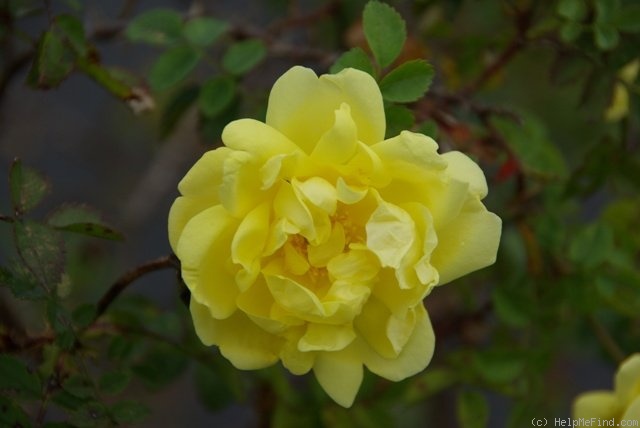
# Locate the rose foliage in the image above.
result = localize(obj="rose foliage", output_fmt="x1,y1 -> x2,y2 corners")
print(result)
168,66 -> 501,407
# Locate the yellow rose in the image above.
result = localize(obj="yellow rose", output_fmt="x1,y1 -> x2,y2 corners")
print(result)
168,66 -> 501,407
573,354 -> 640,425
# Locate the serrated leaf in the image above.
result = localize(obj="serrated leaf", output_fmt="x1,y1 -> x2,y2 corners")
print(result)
0,396 -> 31,427
10,159 -> 50,214
132,345 -> 188,390
222,39 -> 266,75
363,1 -> 406,68
99,371 -> 131,395
473,351 -> 526,384
404,368 -> 457,404
560,21 -> 583,42
614,5 -> 640,32
0,264 -> 46,300
557,0 -> 587,21
330,47 -> 375,76
14,221 -> 65,288
457,390 -> 489,428
72,304 -> 96,329
48,204 -> 124,241
417,120 -> 439,139
0,355 -> 42,398
184,17 -> 228,47
26,30 -> 75,89
149,46 -> 201,91
379,59 -> 433,102
55,14 -> 87,56
111,400 -> 149,424
384,104 -> 414,138
56,222 -> 124,241
126,9 -> 183,45
198,76 -> 236,118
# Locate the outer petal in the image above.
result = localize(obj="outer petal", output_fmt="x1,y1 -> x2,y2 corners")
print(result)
178,147 -> 231,198
177,205 -> 239,319
219,151 -> 263,217
361,305 -> 435,382
190,298 -> 281,370
615,354 -> 640,403
372,131 -> 446,181
572,391 -> 619,420
431,207 -> 502,285
298,323 -> 356,352
222,119 -> 299,159
167,196 -> 211,252
441,151 -> 488,199
266,66 -> 384,153
313,345 -> 364,408
622,396 -> 640,422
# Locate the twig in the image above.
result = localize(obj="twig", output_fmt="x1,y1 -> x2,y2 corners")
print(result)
588,315 -> 626,364
95,255 -> 178,319
0,214 -> 15,223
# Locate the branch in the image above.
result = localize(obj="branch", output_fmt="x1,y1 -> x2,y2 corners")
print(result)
95,255 -> 179,319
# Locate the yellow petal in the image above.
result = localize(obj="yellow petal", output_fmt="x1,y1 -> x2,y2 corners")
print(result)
572,391 -> 619,420
190,298 -> 281,369
231,203 -> 270,279
266,274 -> 325,319
219,151 -> 263,217
431,207 -> 502,285
177,205 -> 239,319
326,248 -> 379,282
615,354 -> 640,403
178,147 -> 231,198
266,66 -> 384,154
322,68 -> 385,145
441,151 -> 488,199
355,297 -> 416,359
284,242 -> 310,276
280,332 -> 315,375
274,181 -> 315,241
308,223 -> 345,267
372,131 -> 446,181
260,153 -> 297,190
167,195 -> 211,252
322,281 -> 371,324
298,323 -> 356,352
311,103 -> 358,164
622,396 -> 640,422
373,268 -> 432,316
313,345 -> 363,408
222,118 -> 299,159
366,198 -> 415,268
361,305 -> 435,382
294,177 -> 337,215
336,177 -> 368,204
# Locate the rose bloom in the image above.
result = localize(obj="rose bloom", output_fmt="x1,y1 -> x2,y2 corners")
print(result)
573,354 -> 640,424
168,66 -> 501,407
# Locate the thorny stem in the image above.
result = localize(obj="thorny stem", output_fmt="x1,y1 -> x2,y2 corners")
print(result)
95,254 -> 179,320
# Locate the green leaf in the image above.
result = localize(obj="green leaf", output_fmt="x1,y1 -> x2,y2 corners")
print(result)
194,363 -> 233,411
417,120 -> 439,139
384,104 -> 414,139
198,76 -> 236,118
379,59 -> 434,102
594,24 -> 619,50
492,285 -> 531,328
222,39 -> 267,75
0,355 -> 42,398
330,47 -> 375,76
48,204 -> 124,241
569,223 -> 614,269
184,17 -> 229,47
55,14 -> 87,56
473,350 -> 526,384
111,400 -> 150,424
614,5 -> 640,32
14,221 -> 65,288
0,263 -> 46,300
132,345 -> 188,389
72,304 -> 96,329
362,1 -> 406,68
0,396 -> 31,427
126,9 -> 183,45
149,46 -> 201,91
560,21 -> 583,42
457,390 -> 489,428
492,115 -> 566,178
26,30 -> 75,89
557,0 -> 587,21
594,0 -> 620,24
10,159 -> 50,214
160,84 -> 200,139
99,371 -> 131,395
404,368 -> 458,404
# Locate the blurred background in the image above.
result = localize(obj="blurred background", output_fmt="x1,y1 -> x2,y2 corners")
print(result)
1,0 -> 639,426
